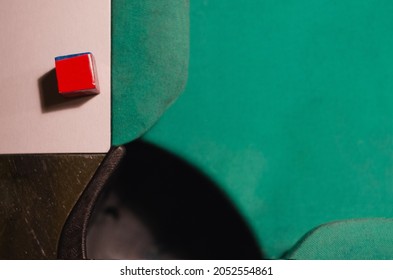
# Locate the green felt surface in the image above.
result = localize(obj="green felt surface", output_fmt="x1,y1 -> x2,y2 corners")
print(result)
143,1 -> 393,258
112,0 -> 189,145
286,219 -> 393,260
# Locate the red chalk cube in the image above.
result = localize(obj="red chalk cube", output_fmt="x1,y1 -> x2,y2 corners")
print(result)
55,52 -> 100,97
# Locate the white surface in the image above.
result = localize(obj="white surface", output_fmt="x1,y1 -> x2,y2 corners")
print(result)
1,260 -> 393,280
0,0 -> 111,154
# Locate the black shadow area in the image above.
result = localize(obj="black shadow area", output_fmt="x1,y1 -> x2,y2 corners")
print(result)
38,69 -> 93,113
86,140 -> 264,260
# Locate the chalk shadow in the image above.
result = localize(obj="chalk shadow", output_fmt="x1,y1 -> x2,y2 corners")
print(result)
38,69 -> 93,113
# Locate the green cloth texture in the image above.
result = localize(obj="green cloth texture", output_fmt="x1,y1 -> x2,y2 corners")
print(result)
286,219 -> 393,260
143,0 -> 393,259
112,0 -> 189,145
